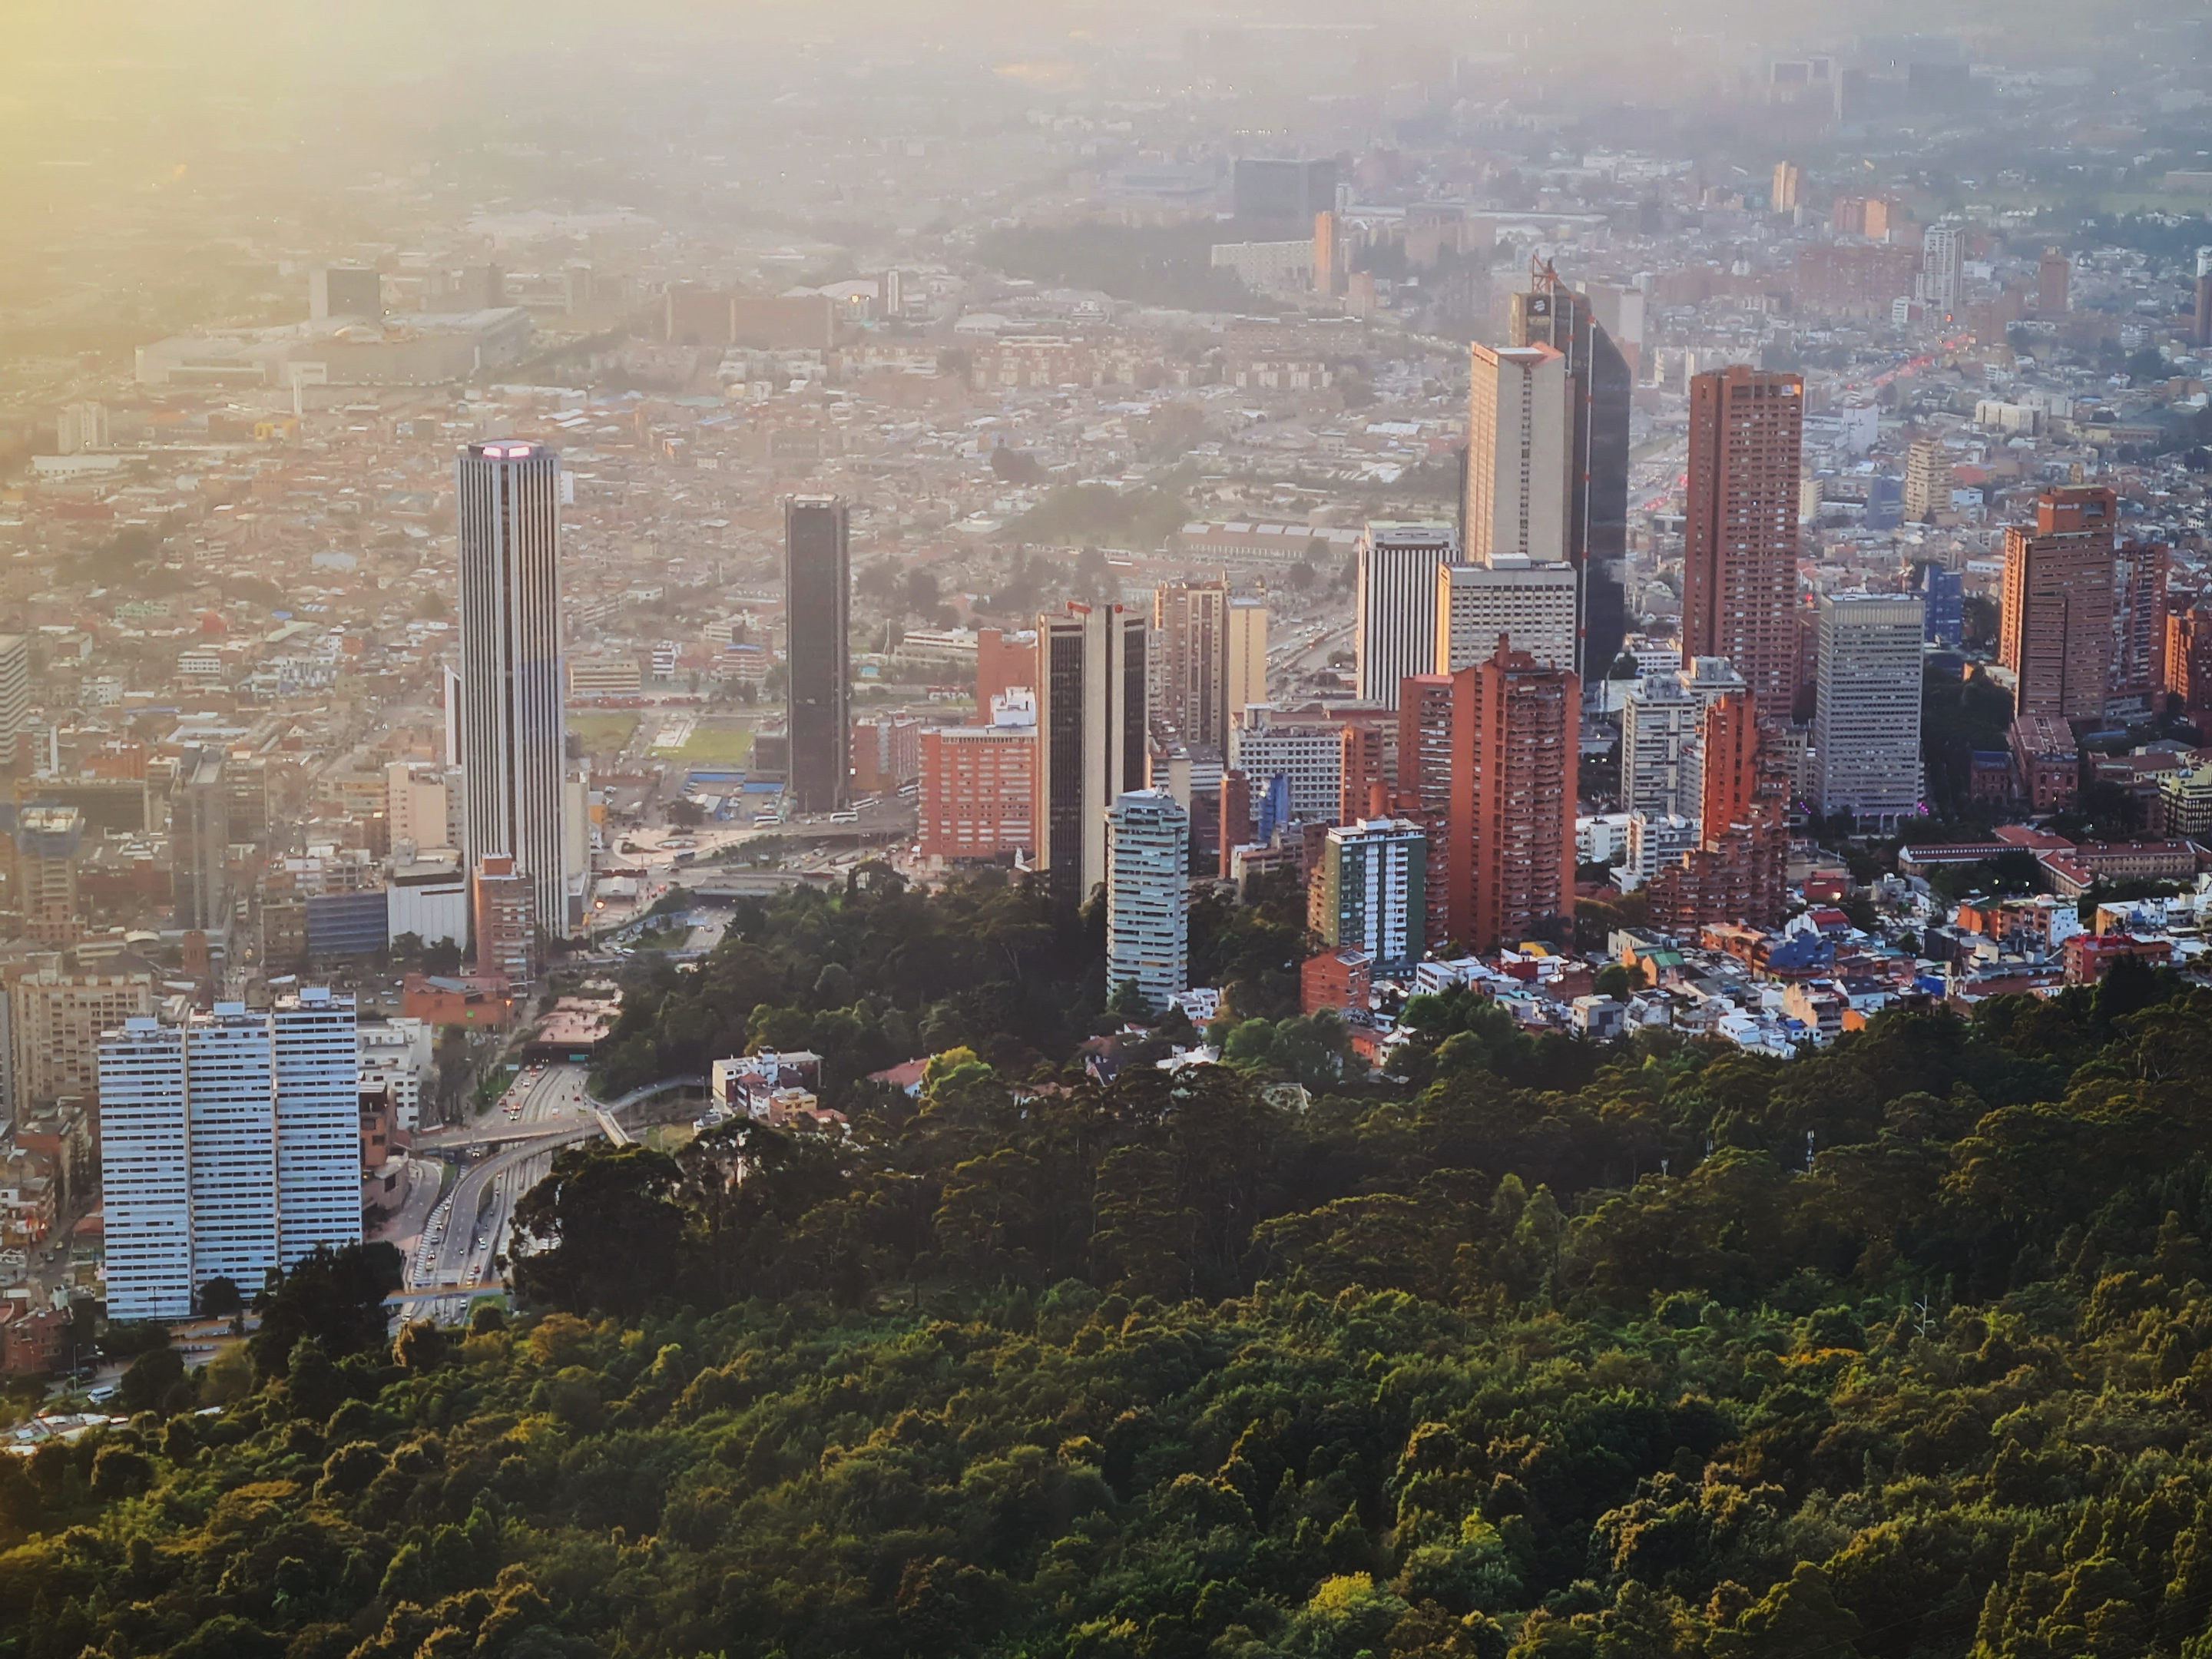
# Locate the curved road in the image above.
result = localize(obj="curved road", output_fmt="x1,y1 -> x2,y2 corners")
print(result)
407,1062 -> 598,1320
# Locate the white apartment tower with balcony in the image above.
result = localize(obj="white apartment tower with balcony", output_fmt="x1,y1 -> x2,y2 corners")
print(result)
99,991 -> 361,1321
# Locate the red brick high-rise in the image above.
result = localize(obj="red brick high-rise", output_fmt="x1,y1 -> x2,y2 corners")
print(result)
1682,366 -> 1805,720
1647,690 -> 1790,933
2166,603 -> 2212,715
1339,722 -> 1387,825
2112,540 -> 2171,708
1396,674 -> 1455,949
1445,641 -> 1578,952
1998,486 -> 2116,723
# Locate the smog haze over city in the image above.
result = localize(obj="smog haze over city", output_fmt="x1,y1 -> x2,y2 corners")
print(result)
10,4 -> 2212,1659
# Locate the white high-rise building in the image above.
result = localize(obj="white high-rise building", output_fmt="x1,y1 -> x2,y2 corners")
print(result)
1464,343 -> 1571,568
1813,594 -> 1926,823
456,441 -> 575,939
1316,817 -> 1428,972
1620,673 -> 1704,820
1105,789 -> 1190,1015
1619,655 -> 1749,819
1356,522 -> 1458,709
100,990 -> 362,1321
1435,559 -> 1578,673
0,634 -> 31,772
1920,227 -> 1965,312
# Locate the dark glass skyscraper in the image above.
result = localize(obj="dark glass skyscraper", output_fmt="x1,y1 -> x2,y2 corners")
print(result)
784,495 -> 851,813
1509,262 -> 1631,683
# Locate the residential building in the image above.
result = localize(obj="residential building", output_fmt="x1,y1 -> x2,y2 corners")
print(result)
1813,594 -> 1926,823
1300,949 -> 1373,1017
1647,690 -> 1790,932
1313,818 -> 1427,973
386,762 -> 461,853
785,495 -> 851,813
2112,541 -> 2171,713
919,690 -> 1036,861
1508,263 -> 1631,679
974,627 -> 1036,719
2167,604 -> 2212,714
1446,641 -> 1578,952
1620,673 -> 1704,820
1434,560 -> 1578,674
1682,366 -> 1805,720
1922,565 -> 1964,647
1339,723 -> 1386,823
456,440 -> 575,938
1396,674 -> 1455,815
8,969 -> 154,1116
171,746 -> 229,932
1226,601 -> 1269,727
1998,487 -> 2118,723
98,991 -> 360,1323
2010,714 -> 2080,811
472,853 -> 536,985
15,806 -> 83,945
1463,343 -> 1570,568
1036,602 -> 1147,904
0,636 -> 28,771
1152,578 -> 1232,750
850,714 -> 922,794
1355,522 -> 1457,708
1921,225 -> 1965,311
388,858 -> 468,950
1229,707 -> 1343,823
1903,438 -> 1949,524
1105,789 -> 1189,1015
2037,247 -> 2070,315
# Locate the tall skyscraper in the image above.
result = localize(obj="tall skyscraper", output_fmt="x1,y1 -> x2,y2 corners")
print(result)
1153,578 -> 1230,751
2037,247 -> 2071,316
0,634 -> 28,773
784,495 -> 851,814
1037,602 -> 1147,904
1464,343 -> 1571,568
171,746 -> 230,932
1226,601 -> 1268,727
1313,817 -> 1426,973
1682,366 -> 1805,720
1920,227 -> 1965,313
100,990 -> 359,1322
1509,262 -> 1631,680
1356,522 -> 1457,708
456,441 -> 574,939
1771,161 -> 1802,213
1446,642 -> 1578,952
1105,789 -> 1188,1014
1998,486 -> 2118,723
1813,594 -> 1925,823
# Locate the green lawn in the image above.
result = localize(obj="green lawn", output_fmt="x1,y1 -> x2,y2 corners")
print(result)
676,721 -> 752,763
569,712 -> 640,753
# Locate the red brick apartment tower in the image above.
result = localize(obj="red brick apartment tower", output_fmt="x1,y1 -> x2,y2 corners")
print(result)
1649,690 -> 1790,933
1397,673 -> 1455,948
1682,366 -> 1805,720
1446,642 -> 1578,953
1998,485 -> 2116,722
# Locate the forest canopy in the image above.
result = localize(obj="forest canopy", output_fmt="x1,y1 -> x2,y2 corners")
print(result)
10,886 -> 2212,1659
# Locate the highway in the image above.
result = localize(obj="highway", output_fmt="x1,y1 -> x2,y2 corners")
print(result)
406,1061 -> 598,1323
